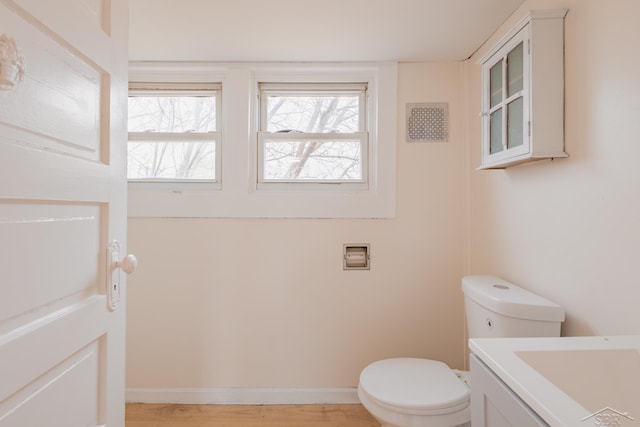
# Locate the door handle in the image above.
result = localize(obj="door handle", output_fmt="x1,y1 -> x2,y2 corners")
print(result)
115,253 -> 138,275
107,240 -> 137,311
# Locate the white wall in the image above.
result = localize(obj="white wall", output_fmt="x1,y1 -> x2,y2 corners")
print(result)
467,0 -> 640,336
126,62 -> 468,394
127,0 -> 640,398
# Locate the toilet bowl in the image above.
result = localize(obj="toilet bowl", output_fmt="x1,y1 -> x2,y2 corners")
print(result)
358,358 -> 470,427
357,275 -> 565,427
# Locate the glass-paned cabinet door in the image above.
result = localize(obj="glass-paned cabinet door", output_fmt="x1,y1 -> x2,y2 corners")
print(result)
482,23 -> 529,168
478,9 -> 567,169
482,29 -> 529,165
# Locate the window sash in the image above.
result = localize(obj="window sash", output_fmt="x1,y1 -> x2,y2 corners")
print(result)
258,82 -> 368,185
127,83 -> 222,183
259,83 -> 367,133
127,135 -> 219,183
257,131 -> 368,184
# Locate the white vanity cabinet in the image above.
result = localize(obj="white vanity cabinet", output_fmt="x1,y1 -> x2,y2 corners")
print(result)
470,354 -> 549,427
478,10 -> 568,169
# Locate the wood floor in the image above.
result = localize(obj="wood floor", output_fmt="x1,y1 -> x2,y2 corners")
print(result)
125,403 -> 381,427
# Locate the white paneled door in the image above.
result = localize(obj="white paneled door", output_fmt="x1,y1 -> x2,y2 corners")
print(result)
0,0 -> 129,426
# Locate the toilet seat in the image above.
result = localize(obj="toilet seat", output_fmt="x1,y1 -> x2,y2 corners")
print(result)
358,358 -> 470,416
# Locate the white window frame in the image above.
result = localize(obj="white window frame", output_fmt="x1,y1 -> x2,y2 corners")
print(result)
127,81 -> 222,190
257,82 -> 368,187
127,62 -> 397,219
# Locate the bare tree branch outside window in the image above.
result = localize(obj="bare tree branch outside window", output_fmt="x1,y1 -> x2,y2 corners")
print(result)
127,84 -> 367,183
127,94 -> 217,181
261,88 -> 366,182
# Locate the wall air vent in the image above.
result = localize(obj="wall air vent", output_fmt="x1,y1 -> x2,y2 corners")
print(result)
406,103 -> 449,143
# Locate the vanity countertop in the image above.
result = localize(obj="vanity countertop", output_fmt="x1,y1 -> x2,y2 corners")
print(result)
469,335 -> 640,427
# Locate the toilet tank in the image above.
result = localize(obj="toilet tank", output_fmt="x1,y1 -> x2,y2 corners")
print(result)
462,275 -> 564,339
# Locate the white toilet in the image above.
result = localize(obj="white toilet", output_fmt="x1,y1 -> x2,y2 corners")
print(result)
357,275 -> 565,427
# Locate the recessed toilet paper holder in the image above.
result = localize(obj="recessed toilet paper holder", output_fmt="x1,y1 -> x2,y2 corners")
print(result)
344,244 -> 370,270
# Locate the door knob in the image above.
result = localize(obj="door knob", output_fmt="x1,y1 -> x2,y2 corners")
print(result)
116,254 -> 138,274
106,240 -> 136,311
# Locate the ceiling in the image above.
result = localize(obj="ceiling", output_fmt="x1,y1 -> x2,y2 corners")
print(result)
129,0 -> 525,62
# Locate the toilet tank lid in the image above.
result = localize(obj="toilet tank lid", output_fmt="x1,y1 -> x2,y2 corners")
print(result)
462,276 -> 565,322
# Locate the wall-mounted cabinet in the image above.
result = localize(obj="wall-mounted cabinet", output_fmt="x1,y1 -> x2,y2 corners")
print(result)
478,10 -> 568,169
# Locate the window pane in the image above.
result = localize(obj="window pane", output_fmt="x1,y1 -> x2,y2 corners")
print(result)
489,62 -> 503,108
490,109 -> 503,154
263,139 -> 362,181
265,95 -> 360,133
127,141 -> 216,180
507,97 -> 524,149
507,42 -> 524,97
128,96 -> 216,132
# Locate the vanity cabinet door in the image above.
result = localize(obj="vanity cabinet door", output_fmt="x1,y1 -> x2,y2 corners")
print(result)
470,355 -> 549,427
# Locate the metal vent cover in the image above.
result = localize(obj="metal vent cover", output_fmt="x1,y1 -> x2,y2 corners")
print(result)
406,103 -> 449,143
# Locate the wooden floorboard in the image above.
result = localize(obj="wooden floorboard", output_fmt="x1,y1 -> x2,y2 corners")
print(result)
125,403 -> 381,427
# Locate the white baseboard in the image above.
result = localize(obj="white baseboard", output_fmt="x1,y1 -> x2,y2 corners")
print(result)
125,387 -> 360,405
